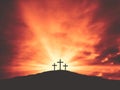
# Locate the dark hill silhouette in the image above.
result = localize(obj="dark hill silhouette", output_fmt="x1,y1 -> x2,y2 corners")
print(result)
0,70 -> 120,90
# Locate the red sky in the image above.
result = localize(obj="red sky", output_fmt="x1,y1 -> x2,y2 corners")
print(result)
0,0 -> 120,80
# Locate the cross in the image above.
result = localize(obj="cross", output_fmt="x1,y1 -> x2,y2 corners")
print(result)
57,59 -> 63,70
63,64 -> 68,71
52,63 -> 57,71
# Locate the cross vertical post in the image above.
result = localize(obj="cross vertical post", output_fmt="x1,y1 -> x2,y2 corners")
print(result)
52,63 -> 57,71
63,64 -> 68,71
57,59 -> 63,70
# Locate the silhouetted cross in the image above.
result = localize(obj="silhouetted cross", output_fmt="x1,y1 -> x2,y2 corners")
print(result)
63,64 -> 68,70
57,59 -> 63,70
52,63 -> 57,71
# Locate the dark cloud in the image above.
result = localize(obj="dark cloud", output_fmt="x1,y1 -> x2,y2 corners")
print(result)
0,0 -> 27,73
109,55 -> 120,64
94,0 -> 120,64
96,47 -> 119,61
93,0 -> 120,21
0,0 -> 15,66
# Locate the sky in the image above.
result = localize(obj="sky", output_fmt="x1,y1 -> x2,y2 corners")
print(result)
0,0 -> 120,80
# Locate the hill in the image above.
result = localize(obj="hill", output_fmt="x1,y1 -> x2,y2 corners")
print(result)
0,70 -> 120,90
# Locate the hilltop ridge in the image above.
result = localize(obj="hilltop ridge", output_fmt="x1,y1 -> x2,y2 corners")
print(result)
0,70 -> 119,90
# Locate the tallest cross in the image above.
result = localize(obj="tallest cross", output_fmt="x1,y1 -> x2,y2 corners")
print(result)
57,59 -> 63,70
